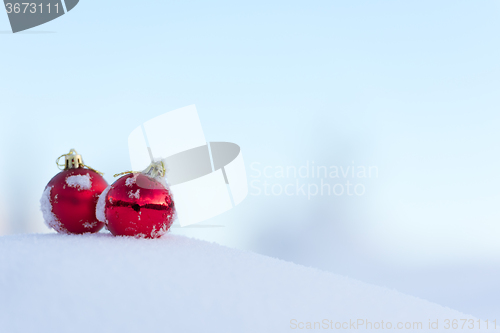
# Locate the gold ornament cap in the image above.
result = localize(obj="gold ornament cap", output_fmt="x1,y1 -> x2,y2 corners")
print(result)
143,160 -> 166,178
57,149 -> 83,170
55,149 -> 103,175
113,160 -> 166,179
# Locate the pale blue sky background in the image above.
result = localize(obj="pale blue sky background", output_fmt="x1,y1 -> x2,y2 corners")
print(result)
1,0 -> 500,318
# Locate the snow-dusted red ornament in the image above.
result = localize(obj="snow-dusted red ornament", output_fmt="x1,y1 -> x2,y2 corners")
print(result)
96,161 -> 176,239
40,149 -> 108,234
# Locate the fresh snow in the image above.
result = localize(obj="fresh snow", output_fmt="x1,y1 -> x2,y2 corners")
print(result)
39,186 -> 64,233
128,189 -> 140,199
66,174 -> 92,190
82,221 -> 98,229
95,185 -> 111,223
125,176 -> 136,187
0,234 -> 475,333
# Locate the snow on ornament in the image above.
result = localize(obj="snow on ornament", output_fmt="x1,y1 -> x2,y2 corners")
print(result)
40,149 -> 108,234
96,161 -> 176,239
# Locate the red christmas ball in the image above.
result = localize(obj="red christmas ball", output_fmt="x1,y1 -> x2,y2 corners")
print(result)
41,168 -> 108,234
99,173 -> 175,238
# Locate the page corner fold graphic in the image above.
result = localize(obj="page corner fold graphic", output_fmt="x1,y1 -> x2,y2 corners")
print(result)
5,0 -> 79,33
128,105 -> 248,226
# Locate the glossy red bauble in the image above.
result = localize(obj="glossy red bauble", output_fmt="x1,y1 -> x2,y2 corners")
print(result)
41,168 -> 108,234
101,173 -> 175,238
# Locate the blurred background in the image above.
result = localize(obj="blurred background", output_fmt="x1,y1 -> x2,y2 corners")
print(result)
1,0 -> 499,319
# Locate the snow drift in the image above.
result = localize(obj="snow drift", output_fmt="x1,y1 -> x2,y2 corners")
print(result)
0,233 -> 474,332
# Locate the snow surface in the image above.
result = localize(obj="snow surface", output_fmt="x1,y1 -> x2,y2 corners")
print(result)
0,234 -> 476,333
66,174 -> 92,190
